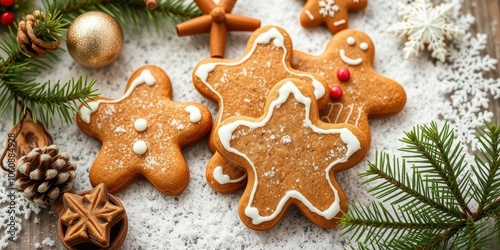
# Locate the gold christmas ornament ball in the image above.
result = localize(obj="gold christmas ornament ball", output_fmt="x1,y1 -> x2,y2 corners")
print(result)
67,11 -> 124,69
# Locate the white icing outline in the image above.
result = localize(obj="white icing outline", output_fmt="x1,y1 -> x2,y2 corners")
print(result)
80,70 -> 157,124
354,106 -> 362,126
218,81 -> 361,225
321,103 -> 362,126
339,49 -> 363,65
195,27 -> 326,127
333,19 -> 346,26
213,166 -> 247,184
305,9 -> 315,20
345,104 -> 354,123
185,105 -> 202,123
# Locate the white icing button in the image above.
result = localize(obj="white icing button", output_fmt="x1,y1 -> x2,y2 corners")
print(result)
185,105 -> 202,123
133,141 -> 147,155
360,42 -> 368,51
346,36 -> 355,45
134,118 -> 148,132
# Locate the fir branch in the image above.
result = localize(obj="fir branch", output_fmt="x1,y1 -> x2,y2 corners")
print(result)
2,77 -> 97,125
362,152 -> 465,219
43,0 -> 201,32
341,122 -> 500,249
32,11 -> 66,42
400,122 -> 472,215
0,11 -> 97,125
341,202 -> 452,244
472,123 -> 500,212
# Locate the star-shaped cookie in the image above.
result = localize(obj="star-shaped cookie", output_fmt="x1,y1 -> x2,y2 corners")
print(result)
300,0 -> 367,34
293,29 -> 407,144
214,78 -> 368,230
77,65 -> 212,195
192,26 -> 329,193
60,183 -> 126,248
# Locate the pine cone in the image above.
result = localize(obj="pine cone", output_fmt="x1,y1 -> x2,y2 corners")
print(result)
14,145 -> 76,205
16,10 -> 60,57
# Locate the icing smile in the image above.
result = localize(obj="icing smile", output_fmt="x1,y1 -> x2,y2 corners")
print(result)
339,49 -> 363,65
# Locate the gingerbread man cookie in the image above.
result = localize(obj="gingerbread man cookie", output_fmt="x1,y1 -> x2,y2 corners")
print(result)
293,29 -> 407,144
77,65 -> 212,195
214,78 -> 368,230
300,0 -> 367,34
192,26 -> 330,193
211,29 -> 407,194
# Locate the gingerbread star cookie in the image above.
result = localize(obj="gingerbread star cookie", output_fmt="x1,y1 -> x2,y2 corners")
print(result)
60,183 -> 126,248
293,29 -> 407,144
77,65 -> 212,195
214,78 -> 368,230
192,26 -> 329,193
300,0 -> 367,34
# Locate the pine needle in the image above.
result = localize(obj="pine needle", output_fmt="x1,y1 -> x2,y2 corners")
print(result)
43,0 -> 201,32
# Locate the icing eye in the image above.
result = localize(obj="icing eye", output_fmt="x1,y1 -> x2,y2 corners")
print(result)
360,42 -> 368,51
346,36 -> 355,45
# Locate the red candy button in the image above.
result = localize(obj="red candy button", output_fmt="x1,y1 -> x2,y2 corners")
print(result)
337,68 -> 350,82
329,86 -> 343,100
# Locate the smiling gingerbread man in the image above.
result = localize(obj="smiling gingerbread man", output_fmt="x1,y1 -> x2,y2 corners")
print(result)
292,29 -> 407,144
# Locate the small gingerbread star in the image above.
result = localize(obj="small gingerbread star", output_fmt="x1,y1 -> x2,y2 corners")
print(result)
300,0 -> 367,34
176,0 -> 261,58
60,183 -> 125,248
214,79 -> 368,230
192,26 -> 330,193
77,65 -> 212,195
293,29 -> 407,145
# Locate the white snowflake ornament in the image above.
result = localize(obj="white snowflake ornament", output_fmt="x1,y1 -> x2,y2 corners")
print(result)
437,33 -> 500,150
388,0 -> 465,62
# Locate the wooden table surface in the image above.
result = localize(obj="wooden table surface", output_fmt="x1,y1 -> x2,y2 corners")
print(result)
2,0 -> 499,249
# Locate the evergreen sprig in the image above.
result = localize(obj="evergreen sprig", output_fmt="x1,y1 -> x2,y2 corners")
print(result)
0,11 -> 98,125
44,0 -> 201,32
341,122 -> 500,249
0,0 -> 201,125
